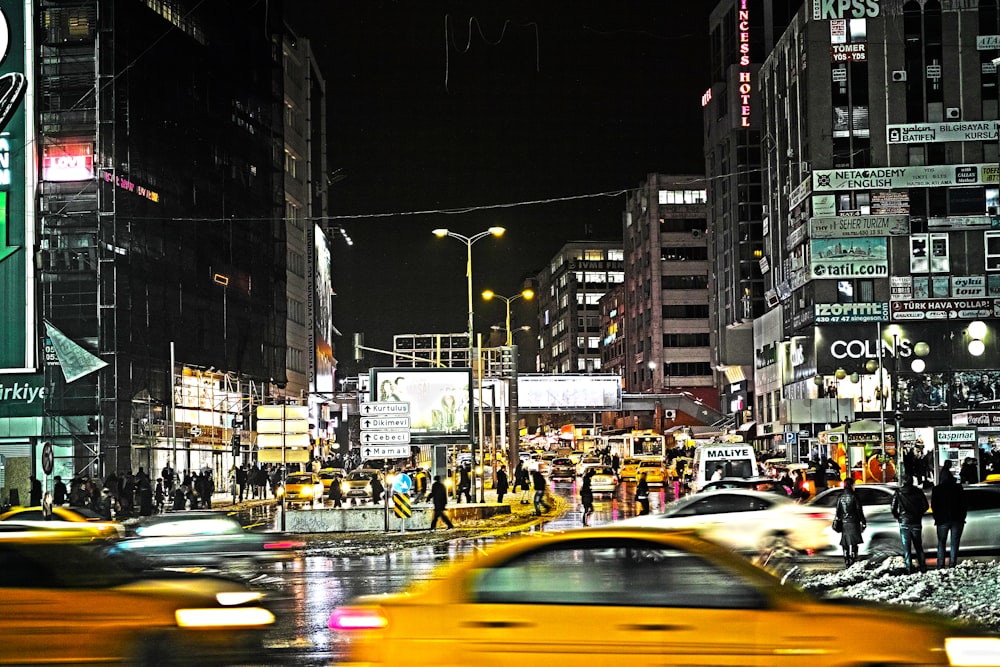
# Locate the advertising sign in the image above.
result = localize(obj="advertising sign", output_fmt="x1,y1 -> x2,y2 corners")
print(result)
831,43 -> 866,62
811,194 -> 837,216
813,0 -> 881,20
809,215 -> 909,238
871,190 -> 909,214
809,238 -> 888,279
42,142 -> 93,181
887,121 -> 999,144
814,302 -> 889,323
369,367 -> 472,442
889,298 -> 999,321
813,164 -> 999,191
0,0 -> 31,370
978,35 -> 1000,50
517,374 -> 622,412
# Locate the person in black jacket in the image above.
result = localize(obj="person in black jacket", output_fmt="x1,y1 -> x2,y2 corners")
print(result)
931,461 -> 966,568
834,478 -> 866,567
580,468 -> 595,525
635,472 -> 650,515
891,476 -> 930,574
429,475 -> 453,530
495,465 -> 509,504
531,468 -> 551,516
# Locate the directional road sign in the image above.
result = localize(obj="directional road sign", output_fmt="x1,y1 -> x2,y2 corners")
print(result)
361,430 -> 410,444
361,444 -> 410,458
392,473 -> 412,494
360,416 -> 409,430
360,401 -> 410,416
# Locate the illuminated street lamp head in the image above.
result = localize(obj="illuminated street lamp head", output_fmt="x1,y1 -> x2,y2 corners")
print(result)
432,228 -> 449,238
488,226 -> 505,237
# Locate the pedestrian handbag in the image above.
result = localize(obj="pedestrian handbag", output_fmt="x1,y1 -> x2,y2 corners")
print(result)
832,516 -> 843,533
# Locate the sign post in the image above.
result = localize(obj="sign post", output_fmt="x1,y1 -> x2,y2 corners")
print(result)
256,405 -> 310,530
359,402 -> 411,531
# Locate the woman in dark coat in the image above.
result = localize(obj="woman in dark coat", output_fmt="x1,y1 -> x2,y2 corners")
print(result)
834,477 -> 867,567
495,466 -> 509,504
580,469 -> 595,525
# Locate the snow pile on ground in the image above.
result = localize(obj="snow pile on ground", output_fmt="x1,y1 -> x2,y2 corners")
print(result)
791,557 -> 1000,631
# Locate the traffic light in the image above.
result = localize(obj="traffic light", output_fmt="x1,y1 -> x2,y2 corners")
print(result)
231,432 -> 241,458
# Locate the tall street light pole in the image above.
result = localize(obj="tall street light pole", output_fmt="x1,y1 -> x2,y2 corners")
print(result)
482,288 -> 534,345
432,226 -> 505,503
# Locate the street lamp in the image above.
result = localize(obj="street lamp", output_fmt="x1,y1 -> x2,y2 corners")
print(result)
482,288 -> 534,346
433,226 -> 505,505
432,226 -> 506,354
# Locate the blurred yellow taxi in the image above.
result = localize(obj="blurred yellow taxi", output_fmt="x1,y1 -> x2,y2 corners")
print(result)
636,461 -> 667,486
319,467 -> 347,494
0,505 -> 123,539
280,472 -> 324,507
330,526 -> 1000,666
0,541 -> 274,664
617,457 -> 642,480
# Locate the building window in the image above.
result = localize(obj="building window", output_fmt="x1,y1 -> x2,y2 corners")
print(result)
286,346 -> 305,373
288,249 -> 305,277
986,231 -> 1000,271
660,190 -> 708,205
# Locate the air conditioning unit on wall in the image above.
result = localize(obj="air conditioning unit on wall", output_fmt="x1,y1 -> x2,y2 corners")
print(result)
946,107 -> 961,120
891,70 -> 907,82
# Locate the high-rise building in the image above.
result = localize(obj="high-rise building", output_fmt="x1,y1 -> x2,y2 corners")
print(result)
535,241 -> 624,376
620,174 -> 715,404
2,1 -> 289,490
703,0 -> 804,421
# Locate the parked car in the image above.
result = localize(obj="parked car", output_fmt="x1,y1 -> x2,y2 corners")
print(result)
549,457 -> 577,480
617,489 -> 831,554
330,526 -> 999,666
342,469 -> 383,504
101,510 -> 303,570
0,540 -> 275,664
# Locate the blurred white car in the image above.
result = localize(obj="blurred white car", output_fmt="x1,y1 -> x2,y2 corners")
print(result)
618,489 -> 831,554
806,483 -> 899,558
577,457 -> 603,477
585,466 -> 618,494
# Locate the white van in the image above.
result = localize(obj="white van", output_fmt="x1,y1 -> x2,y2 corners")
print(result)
690,444 -> 760,491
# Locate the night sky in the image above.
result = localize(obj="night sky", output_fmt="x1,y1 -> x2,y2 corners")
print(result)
284,2 -> 713,371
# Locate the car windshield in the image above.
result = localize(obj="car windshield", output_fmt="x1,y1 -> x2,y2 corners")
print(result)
347,472 -> 371,481
591,467 -> 614,476
553,458 -> 573,466
286,474 -> 313,483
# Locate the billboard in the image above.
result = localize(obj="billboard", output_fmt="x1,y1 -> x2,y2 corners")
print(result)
809,238 -> 888,279
312,225 -> 333,394
517,374 -> 622,412
0,0 -> 32,370
369,367 -> 472,442
813,164 -> 998,191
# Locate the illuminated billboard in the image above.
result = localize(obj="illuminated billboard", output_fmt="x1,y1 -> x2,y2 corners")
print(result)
369,367 -> 473,442
517,374 -> 622,412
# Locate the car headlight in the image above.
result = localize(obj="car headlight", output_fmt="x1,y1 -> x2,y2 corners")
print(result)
341,482 -> 350,493
276,485 -> 284,498
217,591 -> 264,606
302,486 -> 313,497
945,637 -> 1000,665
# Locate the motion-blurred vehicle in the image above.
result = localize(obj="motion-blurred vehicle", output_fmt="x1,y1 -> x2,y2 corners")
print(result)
0,520 -> 115,543
636,462 -> 667,486
549,457 -> 577,479
819,484 -> 1000,560
618,457 -> 642,481
329,526 -> 999,666
342,469 -> 382,503
0,505 -> 123,539
101,511 -> 303,570
319,468 -> 347,494
807,483 -> 897,511
585,466 -> 618,494
617,489 -> 830,554
700,476 -> 793,496
0,540 -> 275,665
806,482 -> 901,558
281,472 -> 324,507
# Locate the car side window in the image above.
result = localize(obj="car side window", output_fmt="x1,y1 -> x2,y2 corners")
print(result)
469,538 -> 767,609
856,488 -> 890,506
964,489 -> 1000,511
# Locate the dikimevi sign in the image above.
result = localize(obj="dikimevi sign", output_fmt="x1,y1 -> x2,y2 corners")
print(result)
0,1 -> 34,370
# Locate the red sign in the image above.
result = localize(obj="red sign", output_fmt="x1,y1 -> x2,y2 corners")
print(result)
42,142 -> 93,182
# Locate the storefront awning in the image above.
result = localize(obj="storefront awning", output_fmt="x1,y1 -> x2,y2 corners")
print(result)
738,421 -> 756,432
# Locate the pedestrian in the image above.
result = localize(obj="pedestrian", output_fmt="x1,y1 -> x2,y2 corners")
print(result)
236,464 -> 248,503
495,465 -> 509,504
228,465 -> 239,504
52,475 -> 68,506
29,477 -> 42,506
580,468 -> 595,525
370,473 -> 384,505
516,462 -> 530,492
429,475 -> 453,529
328,473 -> 344,508
531,468 -> 551,516
458,463 -> 472,503
959,457 -> 978,485
834,477 -> 866,567
791,469 -> 809,502
891,476 -> 930,574
41,492 -> 54,519
154,478 -> 165,513
931,460 -> 966,568
635,471 -> 650,515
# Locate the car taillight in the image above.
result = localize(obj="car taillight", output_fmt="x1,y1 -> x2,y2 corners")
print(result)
329,606 -> 389,630
263,539 -> 305,550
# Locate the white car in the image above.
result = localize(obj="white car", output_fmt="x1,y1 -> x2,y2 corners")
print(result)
577,457 -> 603,477
806,484 -> 899,557
617,489 -> 831,554
585,466 -> 618,494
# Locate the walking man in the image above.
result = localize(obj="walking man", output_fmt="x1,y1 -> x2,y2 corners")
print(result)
495,465 -> 509,504
636,471 -> 651,515
891,476 -> 930,574
531,468 -> 551,516
580,468 -> 595,525
931,460 -> 966,568
429,475 -> 453,530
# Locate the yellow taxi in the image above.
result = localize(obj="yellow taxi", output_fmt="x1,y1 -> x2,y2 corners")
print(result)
280,472 -> 324,507
635,461 -> 667,486
0,505 -> 123,539
330,526 -> 1000,666
0,540 -> 274,664
617,457 -> 642,481
319,468 -> 347,494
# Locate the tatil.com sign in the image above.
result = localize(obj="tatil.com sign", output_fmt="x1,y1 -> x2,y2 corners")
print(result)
809,238 -> 888,279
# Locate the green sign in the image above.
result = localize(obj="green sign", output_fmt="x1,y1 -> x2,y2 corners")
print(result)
0,373 -> 45,417
0,0 -> 29,370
